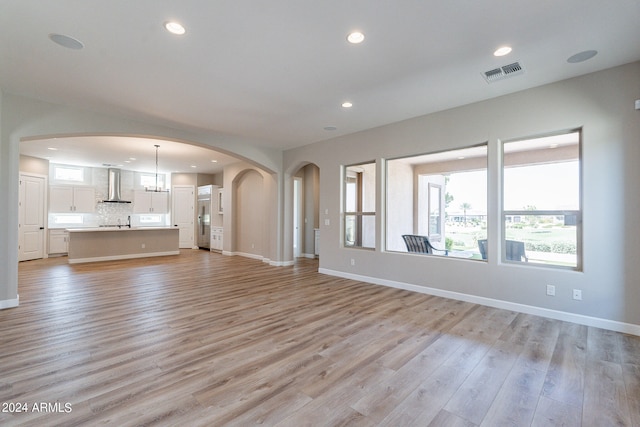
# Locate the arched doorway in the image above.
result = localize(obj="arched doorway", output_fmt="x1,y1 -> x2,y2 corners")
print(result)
291,163 -> 320,259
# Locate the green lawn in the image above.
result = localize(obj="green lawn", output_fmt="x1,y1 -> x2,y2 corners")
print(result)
446,223 -> 577,267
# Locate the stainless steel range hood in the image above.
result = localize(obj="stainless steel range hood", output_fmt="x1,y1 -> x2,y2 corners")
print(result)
103,168 -> 131,203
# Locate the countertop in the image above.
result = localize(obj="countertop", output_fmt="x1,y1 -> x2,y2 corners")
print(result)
66,226 -> 176,233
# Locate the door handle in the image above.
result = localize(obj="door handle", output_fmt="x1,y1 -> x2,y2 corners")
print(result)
39,227 -> 45,230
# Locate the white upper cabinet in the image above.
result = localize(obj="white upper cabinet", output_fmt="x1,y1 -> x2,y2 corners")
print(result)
134,191 -> 168,213
49,186 -> 96,213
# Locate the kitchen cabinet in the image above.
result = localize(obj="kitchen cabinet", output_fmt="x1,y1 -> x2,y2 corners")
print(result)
49,186 -> 96,213
134,191 -> 168,213
211,226 -> 223,251
49,229 -> 69,254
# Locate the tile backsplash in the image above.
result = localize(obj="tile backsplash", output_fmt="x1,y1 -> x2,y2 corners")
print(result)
49,167 -> 169,228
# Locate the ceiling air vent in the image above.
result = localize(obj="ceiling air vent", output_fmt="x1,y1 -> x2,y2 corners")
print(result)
483,61 -> 524,83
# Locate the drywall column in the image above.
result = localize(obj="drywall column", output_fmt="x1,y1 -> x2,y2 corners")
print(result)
0,89 -> 20,308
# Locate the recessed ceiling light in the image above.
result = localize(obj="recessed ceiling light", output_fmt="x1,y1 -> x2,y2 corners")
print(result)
190,165 -> 197,168
211,160 -> 218,163
567,50 -> 597,63
342,102 -> 353,108
47,147 -> 58,151
49,33 -> 84,50
347,31 -> 365,44
493,46 -> 512,57
164,21 -> 186,35
129,157 -> 136,161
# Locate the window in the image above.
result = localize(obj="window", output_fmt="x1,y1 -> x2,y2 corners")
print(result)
139,214 -> 163,225
386,144 -> 487,258
140,173 -> 165,191
344,162 -> 376,249
502,130 -> 581,269
51,214 -> 83,225
428,183 -> 442,239
52,164 -> 84,182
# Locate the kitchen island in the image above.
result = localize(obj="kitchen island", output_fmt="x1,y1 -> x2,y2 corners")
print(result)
67,227 -> 179,264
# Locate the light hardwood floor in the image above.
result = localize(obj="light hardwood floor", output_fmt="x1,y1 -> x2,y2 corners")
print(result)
2,250 -> 639,426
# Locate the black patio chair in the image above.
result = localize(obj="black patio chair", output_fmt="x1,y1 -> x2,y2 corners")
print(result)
477,239 -> 528,262
402,235 -> 448,255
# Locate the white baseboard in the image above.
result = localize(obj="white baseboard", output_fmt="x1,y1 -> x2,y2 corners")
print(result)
68,251 -> 180,264
223,251 -> 264,261
0,295 -> 19,310
318,268 -> 640,337
221,251 -> 295,267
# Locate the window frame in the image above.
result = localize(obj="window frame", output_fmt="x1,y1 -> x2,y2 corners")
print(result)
501,129 -> 583,270
427,182 -> 443,242
51,163 -> 87,183
384,143 -> 488,258
140,173 -> 165,191
343,162 -> 376,250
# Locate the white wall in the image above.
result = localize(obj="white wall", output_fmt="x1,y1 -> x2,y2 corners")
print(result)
283,61 -> 640,332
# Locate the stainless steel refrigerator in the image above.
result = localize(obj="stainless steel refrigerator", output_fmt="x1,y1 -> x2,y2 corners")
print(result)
197,185 -> 213,249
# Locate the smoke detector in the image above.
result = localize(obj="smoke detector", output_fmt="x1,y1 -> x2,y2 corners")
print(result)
483,61 -> 524,83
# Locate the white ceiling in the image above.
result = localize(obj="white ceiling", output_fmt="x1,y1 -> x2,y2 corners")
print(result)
3,1 -> 640,172
19,136 -> 240,175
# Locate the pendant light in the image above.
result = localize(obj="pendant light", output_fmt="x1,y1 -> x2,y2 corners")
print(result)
153,144 -> 161,192
146,144 -> 168,192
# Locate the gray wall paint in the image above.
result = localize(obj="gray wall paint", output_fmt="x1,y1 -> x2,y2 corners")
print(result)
234,169 -> 264,256
283,61 -> 640,326
19,155 -> 49,176
303,164 -> 320,256
3,62 -> 640,330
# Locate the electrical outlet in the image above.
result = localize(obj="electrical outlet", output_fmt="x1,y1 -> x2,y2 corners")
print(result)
546,285 -> 556,296
350,258 -> 355,266
141,243 -> 145,249
573,289 -> 582,300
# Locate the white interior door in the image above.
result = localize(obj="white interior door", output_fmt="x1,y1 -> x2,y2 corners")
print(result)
19,173 -> 46,261
172,185 -> 195,249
